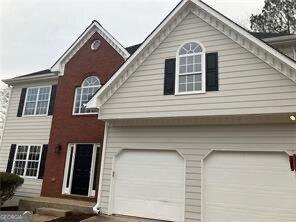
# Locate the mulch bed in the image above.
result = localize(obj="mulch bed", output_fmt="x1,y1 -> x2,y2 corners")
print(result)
50,214 -> 94,222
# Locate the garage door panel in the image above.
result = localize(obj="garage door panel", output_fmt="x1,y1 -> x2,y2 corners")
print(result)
114,198 -> 183,221
204,152 -> 296,222
206,207 -> 296,222
112,150 -> 185,221
114,182 -> 183,203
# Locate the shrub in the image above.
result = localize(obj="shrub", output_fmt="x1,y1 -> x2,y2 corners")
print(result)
0,172 -> 24,207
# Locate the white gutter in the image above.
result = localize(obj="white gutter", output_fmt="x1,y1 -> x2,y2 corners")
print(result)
3,72 -> 59,85
93,122 -> 109,214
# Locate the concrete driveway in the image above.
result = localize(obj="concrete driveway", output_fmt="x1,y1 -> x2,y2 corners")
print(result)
81,215 -> 166,222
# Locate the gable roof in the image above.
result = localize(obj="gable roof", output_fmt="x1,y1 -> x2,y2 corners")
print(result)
2,43 -> 141,84
125,44 -> 142,54
87,0 -> 296,109
3,69 -> 58,85
51,20 -> 130,75
11,69 -> 52,79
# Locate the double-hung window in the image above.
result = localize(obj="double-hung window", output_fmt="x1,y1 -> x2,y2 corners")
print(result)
176,42 -> 205,94
73,76 -> 101,114
23,86 -> 51,115
13,145 -> 42,178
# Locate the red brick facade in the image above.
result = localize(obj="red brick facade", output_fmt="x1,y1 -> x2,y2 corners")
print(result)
41,32 -> 125,201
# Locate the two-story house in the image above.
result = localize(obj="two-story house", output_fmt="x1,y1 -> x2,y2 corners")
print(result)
0,21 -> 138,206
1,0 -> 296,220
87,0 -> 296,221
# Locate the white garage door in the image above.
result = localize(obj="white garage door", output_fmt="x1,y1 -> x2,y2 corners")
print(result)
112,150 -> 185,221
203,151 -> 296,222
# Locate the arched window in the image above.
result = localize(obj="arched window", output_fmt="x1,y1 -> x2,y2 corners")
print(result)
73,76 -> 101,114
176,42 -> 205,94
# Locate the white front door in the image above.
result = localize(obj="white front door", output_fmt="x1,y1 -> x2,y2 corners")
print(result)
203,151 -> 296,222
112,150 -> 185,221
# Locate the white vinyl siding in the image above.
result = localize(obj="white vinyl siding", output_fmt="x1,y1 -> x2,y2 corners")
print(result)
100,123 -> 296,222
0,79 -> 57,206
100,13 -> 296,119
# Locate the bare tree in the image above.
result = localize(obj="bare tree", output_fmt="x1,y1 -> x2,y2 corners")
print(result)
0,83 -> 10,138
250,0 -> 296,34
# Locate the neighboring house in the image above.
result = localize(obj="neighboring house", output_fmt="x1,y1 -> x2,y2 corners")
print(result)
87,0 -> 296,221
0,70 -> 58,206
255,33 -> 296,60
0,21 -> 138,206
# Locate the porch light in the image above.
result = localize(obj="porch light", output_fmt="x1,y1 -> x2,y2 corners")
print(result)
55,144 -> 62,153
290,115 -> 296,121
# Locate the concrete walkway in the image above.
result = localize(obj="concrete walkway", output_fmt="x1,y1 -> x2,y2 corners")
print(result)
33,214 -> 59,222
81,215 -> 166,222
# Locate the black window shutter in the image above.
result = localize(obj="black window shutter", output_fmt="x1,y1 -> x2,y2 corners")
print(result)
6,144 -> 17,173
48,85 -> 57,115
206,52 -> 219,91
38,144 -> 48,179
164,58 -> 176,95
17,88 -> 27,117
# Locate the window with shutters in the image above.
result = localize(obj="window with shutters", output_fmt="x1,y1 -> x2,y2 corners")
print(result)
12,145 -> 42,178
23,86 -> 51,116
73,76 -> 101,114
176,42 -> 206,94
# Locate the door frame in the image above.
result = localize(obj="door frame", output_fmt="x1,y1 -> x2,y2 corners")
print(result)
62,143 -> 99,197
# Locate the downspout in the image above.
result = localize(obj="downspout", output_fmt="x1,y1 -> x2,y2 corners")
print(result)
93,122 -> 109,214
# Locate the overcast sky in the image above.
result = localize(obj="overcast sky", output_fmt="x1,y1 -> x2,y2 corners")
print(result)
0,0 -> 264,81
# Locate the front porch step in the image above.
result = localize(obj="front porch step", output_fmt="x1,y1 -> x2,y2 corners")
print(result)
37,207 -> 72,217
19,196 -> 95,214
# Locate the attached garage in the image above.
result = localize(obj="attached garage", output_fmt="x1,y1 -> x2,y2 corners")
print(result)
111,150 -> 185,221
203,151 -> 296,222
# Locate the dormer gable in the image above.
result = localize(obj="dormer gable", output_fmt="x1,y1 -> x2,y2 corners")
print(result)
87,0 -> 296,120
51,20 -> 130,76
87,0 -> 296,112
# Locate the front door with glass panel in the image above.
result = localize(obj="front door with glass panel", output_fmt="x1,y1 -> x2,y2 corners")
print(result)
71,144 -> 93,195
62,144 -> 98,197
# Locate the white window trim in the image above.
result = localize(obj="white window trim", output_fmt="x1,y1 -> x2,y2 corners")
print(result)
72,77 -> 101,115
12,144 -> 43,179
22,85 -> 52,117
72,86 -> 100,116
175,40 -> 206,95
62,143 -> 99,197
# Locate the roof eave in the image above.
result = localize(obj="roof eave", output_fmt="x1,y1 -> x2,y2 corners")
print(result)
3,72 -> 59,85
